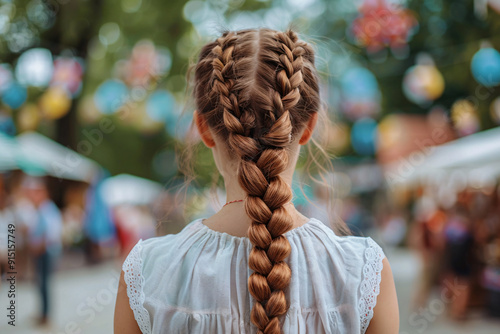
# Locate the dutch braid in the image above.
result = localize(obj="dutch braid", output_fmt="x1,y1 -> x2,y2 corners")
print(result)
195,28 -> 318,334
245,30 -> 305,334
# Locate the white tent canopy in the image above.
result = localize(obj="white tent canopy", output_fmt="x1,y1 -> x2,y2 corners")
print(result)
100,173 -> 164,206
386,126 -> 500,186
0,132 -> 19,172
417,126 -> 500,170
16,131 -> 101,182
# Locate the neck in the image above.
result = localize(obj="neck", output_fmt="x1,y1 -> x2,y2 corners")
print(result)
223,174 -> 248,203
202,172 -> 309,237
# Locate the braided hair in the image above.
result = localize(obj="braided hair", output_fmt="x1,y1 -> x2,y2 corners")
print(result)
194,28 -> 320,334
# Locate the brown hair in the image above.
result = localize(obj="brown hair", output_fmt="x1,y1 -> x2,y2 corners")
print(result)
193,28 -> 320,333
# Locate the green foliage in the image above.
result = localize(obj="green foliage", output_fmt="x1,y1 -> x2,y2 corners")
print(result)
2,0 -> 500,185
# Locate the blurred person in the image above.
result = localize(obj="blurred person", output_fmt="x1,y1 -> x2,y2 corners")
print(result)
115,28 -> 398,334
479,186 -> 500,317
10,175 -> 39,280
61,201 -> 84,247
22,175 -> 63,326
113,204 -> 156,261
443,204 -> 474,320
82,172 -> 115,263
60,184 -> 87,247
482,236 -> 500,317
380,212 -> 407,247
408,195 -> 447,310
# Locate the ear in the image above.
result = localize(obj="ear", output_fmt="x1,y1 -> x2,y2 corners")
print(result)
193,110 -> 216,148
299,112 -> 318,145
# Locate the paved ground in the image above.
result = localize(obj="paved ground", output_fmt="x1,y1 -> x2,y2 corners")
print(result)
1,249 -> 500,333
387,249 -> 500,334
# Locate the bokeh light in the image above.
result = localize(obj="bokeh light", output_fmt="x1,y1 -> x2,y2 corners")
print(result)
15,48 -> 53,87
471,46 -> 500,87
351,117 -> 378,155
94,79 -> 129,114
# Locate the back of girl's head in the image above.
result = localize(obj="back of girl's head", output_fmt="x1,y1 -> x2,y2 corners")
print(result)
193,28 -> 320,333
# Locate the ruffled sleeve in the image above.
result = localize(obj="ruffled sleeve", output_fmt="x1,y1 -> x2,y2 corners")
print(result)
358,237 -> 385,334
122,240 -> 152,334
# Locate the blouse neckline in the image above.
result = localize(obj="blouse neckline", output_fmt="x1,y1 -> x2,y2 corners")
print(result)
195,217 -> 321,241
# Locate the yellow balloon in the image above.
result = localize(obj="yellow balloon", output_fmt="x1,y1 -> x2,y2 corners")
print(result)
378,115 -> 403,151
451,99 -> 480,135
17,104 -> 41,131
415,65 -> 445,100
39,87 -> 72,120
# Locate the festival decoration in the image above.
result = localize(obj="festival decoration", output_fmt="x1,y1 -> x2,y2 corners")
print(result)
94,79 -> 129,114
377,114 -> 402,153
1,82 -> 27,109
39,86 -> 72,120
471,44 -> 500,87
50,57 -> 85,97
122,40 -> 172,87
351,117 -> 378,155
403,53 -> 445,105
15,48 -> 53,87
340,67 -> 381,120
451,99 -> 480,136
0,111 -> 16,136
349,0 -> 418,54
146,90 -> 176,122
17,104 -> 41,131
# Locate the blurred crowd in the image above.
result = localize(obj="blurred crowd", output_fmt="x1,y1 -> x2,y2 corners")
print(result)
404,186 -> 500,320
0,171 -> 159,326
2,165 -> 500,329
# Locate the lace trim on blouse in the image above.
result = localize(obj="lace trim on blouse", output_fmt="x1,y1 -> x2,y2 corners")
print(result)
358,238 -> 385,333
123,240 -> 152,334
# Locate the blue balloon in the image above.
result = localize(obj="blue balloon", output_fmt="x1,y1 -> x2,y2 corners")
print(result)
1,82 -> 27,109
166,109 -> 192,140
0,114 -> 16,136
94,80 -> 128,114
340,67 -> 380,101
146,90 -> 176,122
351,118 -> 378,155
471,48 -> 500,87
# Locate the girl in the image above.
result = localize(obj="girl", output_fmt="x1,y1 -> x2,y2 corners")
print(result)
114,28 -> 399,334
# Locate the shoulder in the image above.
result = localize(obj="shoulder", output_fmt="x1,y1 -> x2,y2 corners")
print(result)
119,219 -> 203,334
332,235 -> 386,301
335,234 -> 385,257
123,218 -> 203,272
312,221 -> 389,333
314,219 -> 386,266
335,235 -> 389,333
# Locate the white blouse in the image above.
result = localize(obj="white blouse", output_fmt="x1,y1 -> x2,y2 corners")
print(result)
122,217 -> 385,334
